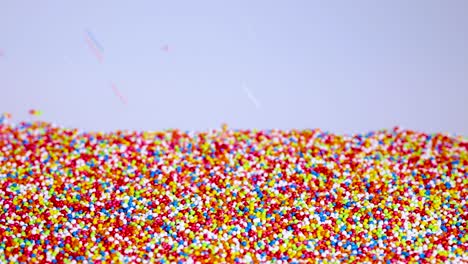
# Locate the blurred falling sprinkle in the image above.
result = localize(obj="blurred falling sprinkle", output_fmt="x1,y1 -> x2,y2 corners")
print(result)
85,29 -> 104,53
111,82 -> 127,105
243,84 -> 261,109
85,33 -> 103,62
29,109 -> 43,117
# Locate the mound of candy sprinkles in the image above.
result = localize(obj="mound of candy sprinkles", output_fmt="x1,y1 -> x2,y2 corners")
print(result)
0,121 -> 467,263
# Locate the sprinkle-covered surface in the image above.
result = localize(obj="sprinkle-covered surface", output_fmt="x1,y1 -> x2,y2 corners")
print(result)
0,121 -> 467,263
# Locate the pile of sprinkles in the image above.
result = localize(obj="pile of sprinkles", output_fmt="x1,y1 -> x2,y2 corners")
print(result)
0,121 -> 467,263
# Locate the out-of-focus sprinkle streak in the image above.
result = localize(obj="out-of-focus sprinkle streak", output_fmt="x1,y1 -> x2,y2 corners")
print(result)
111,82 -> 127,104
29,109 -> 42,117
85,29 -> 104,53
243,84 -> 261,109
85,32 -> 103,63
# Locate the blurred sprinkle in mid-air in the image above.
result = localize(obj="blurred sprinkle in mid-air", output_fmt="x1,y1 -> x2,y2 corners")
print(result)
85,29 -> 104,53
243,84 -> 261,109
84,31 -> 104,63
29,109 -> 43,117
111,82 -> 127,104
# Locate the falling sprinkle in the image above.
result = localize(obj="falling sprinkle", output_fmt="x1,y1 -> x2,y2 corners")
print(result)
243,84 -> 261,109
85,29 -> 104,53
29,109 -> 42,117
85,33 -> 103,63
111,82 -> 127,104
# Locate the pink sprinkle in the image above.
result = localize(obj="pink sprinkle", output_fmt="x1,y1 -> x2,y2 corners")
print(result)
111,82 -> 127,104
85,34 -> 103,63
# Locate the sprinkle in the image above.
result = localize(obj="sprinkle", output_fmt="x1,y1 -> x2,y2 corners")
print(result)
111,82 -> 127,104
243,84 -> 261,109
85,32 -> 103,63
28,109 -> 42,116
0,123 -> 466,262
85,29 -> 104,53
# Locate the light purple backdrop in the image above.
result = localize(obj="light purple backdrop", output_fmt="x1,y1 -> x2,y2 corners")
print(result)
1,0 -> 467,135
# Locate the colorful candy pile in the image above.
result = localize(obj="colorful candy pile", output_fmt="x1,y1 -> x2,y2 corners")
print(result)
0,121 -> 467,263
